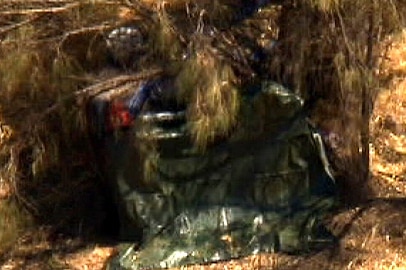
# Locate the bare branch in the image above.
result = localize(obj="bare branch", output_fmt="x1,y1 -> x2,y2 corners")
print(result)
0,2 -> 79,16
0,16 -> 40,35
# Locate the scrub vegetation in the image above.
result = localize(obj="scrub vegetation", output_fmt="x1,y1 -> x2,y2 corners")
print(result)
0,0 -> 406,269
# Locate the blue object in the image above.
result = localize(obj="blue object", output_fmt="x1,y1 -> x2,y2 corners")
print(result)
128,80 -> 161,118
240,0 -> 272,19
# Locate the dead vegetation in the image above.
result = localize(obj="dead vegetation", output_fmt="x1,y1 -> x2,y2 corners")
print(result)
0,0 -> 406,269
0,0 -> 122,253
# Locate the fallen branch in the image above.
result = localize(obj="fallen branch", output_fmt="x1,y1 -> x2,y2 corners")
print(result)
2,0 -> 74,3
58,24 -> 114,45
0,15 -> 40,35
43,69 -> 163,116
1,23 -> 114,48
76,70 -> 162,99
0,2 -> 79,16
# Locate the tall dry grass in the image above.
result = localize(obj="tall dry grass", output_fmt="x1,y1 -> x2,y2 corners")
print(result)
176,49 -> 240,149
0,0 -> 405,252
0,199 -> 32,254
0,0 -> 122,251
266,0 -> 405,202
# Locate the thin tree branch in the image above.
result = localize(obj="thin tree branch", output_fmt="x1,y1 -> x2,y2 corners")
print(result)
0,2 -> 79,16
0,15 -> 40,35
360,1 -> 376,183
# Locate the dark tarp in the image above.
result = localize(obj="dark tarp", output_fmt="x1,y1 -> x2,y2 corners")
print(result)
93,81 -> 337,270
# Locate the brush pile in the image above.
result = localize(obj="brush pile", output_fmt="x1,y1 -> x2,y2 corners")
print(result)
0,0 -> 405,255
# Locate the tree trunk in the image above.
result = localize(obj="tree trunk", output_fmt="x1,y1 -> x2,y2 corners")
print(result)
361,2 -> 375,183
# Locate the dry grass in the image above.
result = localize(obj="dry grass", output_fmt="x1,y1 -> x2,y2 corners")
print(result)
149,6 -> 183,64
0,200 -> 31,255
379,29 -> 406,79
176,49 -> 240,149
328,201 -> 406,270
307,0 -> 339,12
0,0 -> 406,269
370,29 -> 406,197
0,0 -> 123,252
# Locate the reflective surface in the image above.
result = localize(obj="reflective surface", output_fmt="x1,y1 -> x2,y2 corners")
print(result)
98,81 -> 337,270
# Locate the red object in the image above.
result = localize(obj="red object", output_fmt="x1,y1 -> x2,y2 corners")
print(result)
107,100 -> 134,131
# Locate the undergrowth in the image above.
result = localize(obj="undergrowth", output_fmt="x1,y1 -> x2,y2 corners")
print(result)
0,0 -> 405,254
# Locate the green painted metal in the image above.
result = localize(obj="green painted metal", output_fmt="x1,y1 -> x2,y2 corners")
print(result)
104,81 -> 337,270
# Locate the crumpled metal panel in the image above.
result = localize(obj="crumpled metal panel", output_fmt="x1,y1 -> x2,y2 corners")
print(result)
101,81 -> 337,270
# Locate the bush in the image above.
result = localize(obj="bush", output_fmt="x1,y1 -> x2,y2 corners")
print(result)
0,0 -> 405,248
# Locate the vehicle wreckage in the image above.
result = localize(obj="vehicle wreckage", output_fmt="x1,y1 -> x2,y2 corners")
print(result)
85,71 -> 338,270
82,1 -> 339,269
